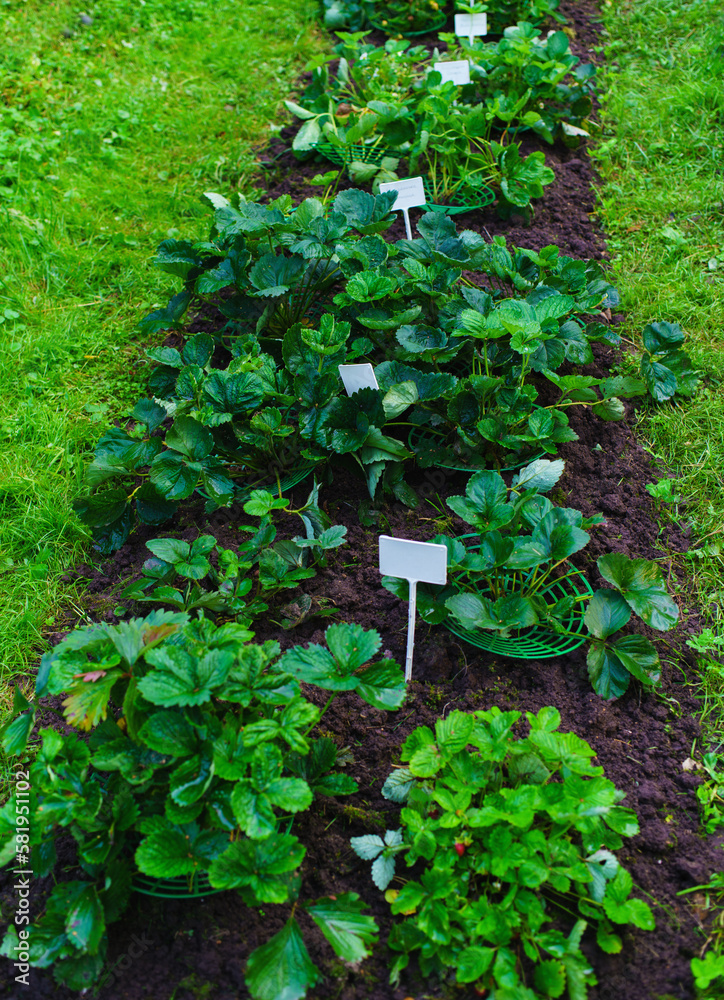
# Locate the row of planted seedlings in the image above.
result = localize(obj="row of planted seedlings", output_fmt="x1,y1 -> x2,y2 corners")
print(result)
0,186 -> 699,997
0,5 -> 702,1000
287,0 -> 596,213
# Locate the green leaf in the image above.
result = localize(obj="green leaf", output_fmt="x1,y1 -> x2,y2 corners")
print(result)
183,333 -> 214,368
345,270 -> 397,302
457,945 -> 494,984
149,453 -> 198,501
445,592 -> 498,631
147,345 -> 183,368
584,589 -> 631,639
597,553 -> 679,630
435,711 -> 474,755
249,254 -> 306,297
603,870 -> 655,929
132,398 -> 167,432
306,894 -> 378,962
641,355 -> 678,402
355,659 -> 406,710
601,375 -> 646,399
166,416 -> 214,461
371,854 -> 396,890
169,754 -> 214,806
139,290 -> 192,334
350,835 -> 385,861
135,483 -> 178,525
359,427 -> 412,464
332,189 -> 396,235
139,647 -> 234,706
65,886 -> 105,955
135,829 -> 223,878
511,458 -> 565,493
243,490 -> 291,517
1,709 -> 36,756
692,952 -> 724,990
209,835 -> 305,900
593,396 -> 625,421
642,320 -> 685,353
533,959 -> 566,997
246,918 -> 320,1000
586,642 -> 631,700
278,624 -> 391,696
585,849 -> 619,902
609,635 -> 660,685
376,360 -> 456,402
73,489 -> 129,528
326,622 -> 381,669
408,743 -> 442,778
596,922 -> 623,954
202,370 -> 265,414
266,777 -> 313,813
447,469 -> 513,531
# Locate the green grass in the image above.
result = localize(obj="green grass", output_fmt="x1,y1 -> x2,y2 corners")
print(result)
0,0 -> 325,699
594,0 -> 724,665
595,1 -> 724,993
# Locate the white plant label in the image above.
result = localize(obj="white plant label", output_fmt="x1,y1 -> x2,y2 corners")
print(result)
338,363 -> 379,394
454,11 -> 487,44
379,535 -> 448,681
378,177 -> 426,239
433,59 -> 471,86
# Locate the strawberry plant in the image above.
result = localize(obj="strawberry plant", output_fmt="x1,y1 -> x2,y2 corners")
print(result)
383,459 -> 680,698
75,195 -> 696,551
468,0 -> 563,33
0,616 -> 404,997
288,44 -> 557,210
121,483 -> 347,627
322,0 -> 447,34
404,72 -> 555,210
439,21 -> 596,143
352,706 -> 654,996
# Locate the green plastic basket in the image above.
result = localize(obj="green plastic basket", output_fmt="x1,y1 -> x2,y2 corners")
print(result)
408,425 -> 543,473
444,546 -> 593,659
132,871 -> 223,899
423,177 -> 495,215
368,12 -> 447,36
311,141 -> 391,168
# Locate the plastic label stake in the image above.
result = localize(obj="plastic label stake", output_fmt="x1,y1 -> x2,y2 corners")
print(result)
338,363 -> 379,394
379,535 -> 448,682
378,177 -> 426,240
454,11 -> 487,44
433,59 -> 471,86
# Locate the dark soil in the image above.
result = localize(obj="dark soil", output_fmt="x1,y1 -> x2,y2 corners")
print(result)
2,2 -> 722,999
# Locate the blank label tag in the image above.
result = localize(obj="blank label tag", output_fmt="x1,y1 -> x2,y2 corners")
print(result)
378,177 -> 426,212
338,363 -> 379,394
379,536 -> 448,585
433,59 -> 471,86
454,12 -> 487,37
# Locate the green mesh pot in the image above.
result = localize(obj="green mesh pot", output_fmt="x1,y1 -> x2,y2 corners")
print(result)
444,546 -> 593,659
423,177 -> 495,215
132,871 -> 223,899
368,12 -> 447,37
311,141 -> 391,167
408,425 -> 543,473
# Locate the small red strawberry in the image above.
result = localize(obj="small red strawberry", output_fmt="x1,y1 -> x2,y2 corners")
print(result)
454,842 -> 466,857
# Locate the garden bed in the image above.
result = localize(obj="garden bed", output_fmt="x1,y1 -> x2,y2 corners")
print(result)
1,2 -> 721,999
